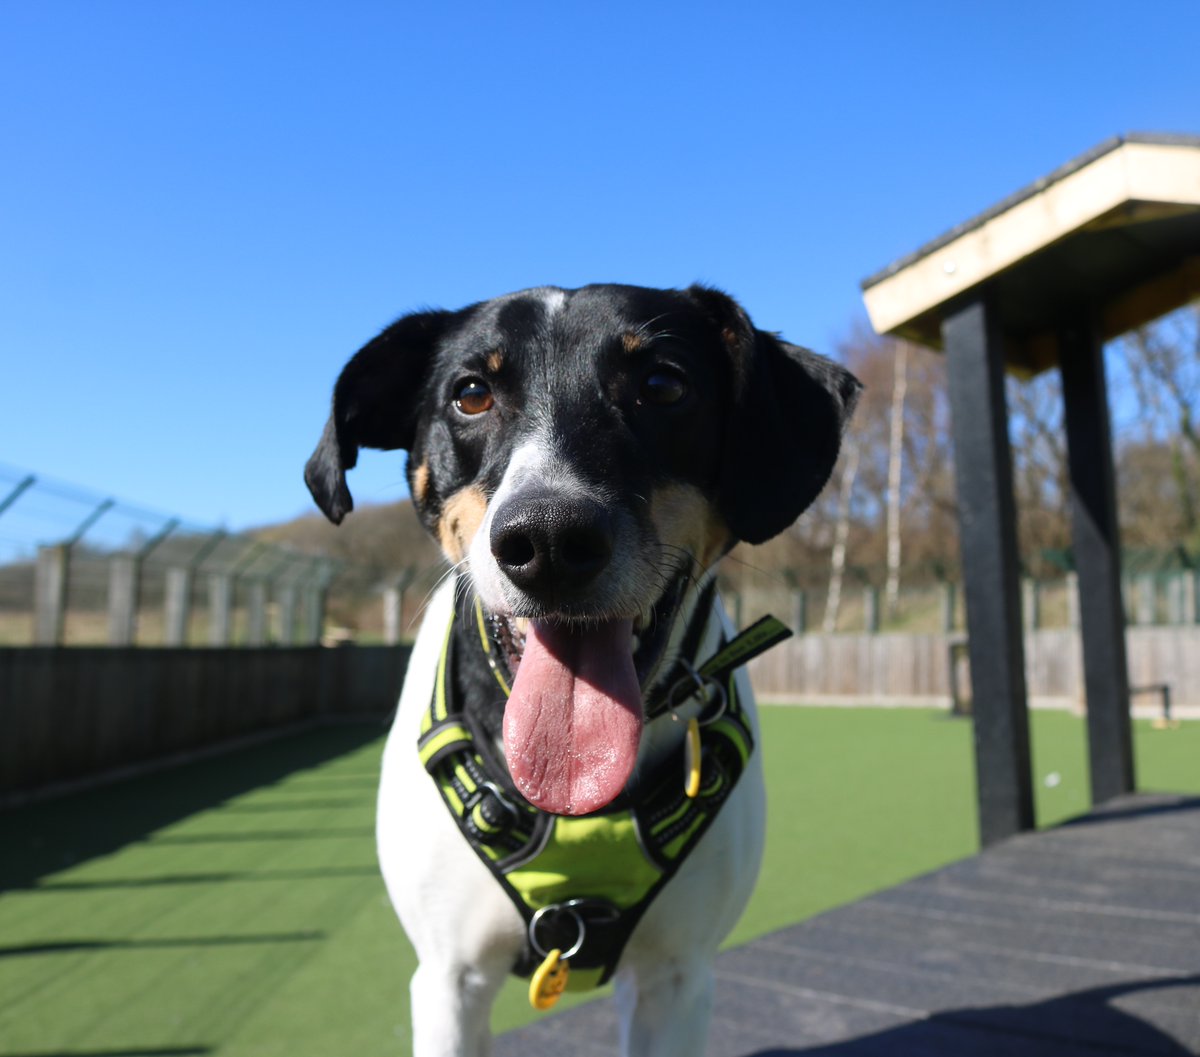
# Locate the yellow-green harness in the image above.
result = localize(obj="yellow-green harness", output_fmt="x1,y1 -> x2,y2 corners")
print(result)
416,592 -> 789,995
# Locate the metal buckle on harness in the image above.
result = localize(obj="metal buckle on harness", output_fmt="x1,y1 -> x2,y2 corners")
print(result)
474,780 -> 521,828
528,898 -> 621,961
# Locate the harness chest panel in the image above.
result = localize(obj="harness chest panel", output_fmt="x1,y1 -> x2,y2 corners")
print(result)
417,591 -> 785,991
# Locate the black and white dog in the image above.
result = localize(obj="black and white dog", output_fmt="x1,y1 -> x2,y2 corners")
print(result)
305,284 -> 859,1056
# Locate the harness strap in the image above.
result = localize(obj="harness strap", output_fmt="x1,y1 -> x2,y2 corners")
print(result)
419,585 -> 789,995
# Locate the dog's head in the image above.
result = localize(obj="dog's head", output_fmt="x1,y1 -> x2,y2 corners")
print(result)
306,284 -> 859,814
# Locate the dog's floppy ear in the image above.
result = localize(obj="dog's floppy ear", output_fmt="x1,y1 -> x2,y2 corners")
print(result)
688,286 -> 862,545
304,309 -> 458,524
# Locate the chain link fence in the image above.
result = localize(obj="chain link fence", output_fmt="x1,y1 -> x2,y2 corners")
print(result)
721,567 -> 1199,636
6,464 -> 1194,648
0,465 -> 348,647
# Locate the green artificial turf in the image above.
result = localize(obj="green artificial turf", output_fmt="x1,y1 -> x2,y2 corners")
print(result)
1,708 -> 1197,1056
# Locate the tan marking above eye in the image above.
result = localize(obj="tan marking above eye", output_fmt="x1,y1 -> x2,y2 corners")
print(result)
622,331 -> 643,354
436,486 -> 489,563
650,483 -> 731,574
486,349 -> 505,374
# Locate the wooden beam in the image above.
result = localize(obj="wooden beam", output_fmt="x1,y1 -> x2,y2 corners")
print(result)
1059,317 -> 1135,804
1101,255 -> 1200,341
943,295 -> 1034,845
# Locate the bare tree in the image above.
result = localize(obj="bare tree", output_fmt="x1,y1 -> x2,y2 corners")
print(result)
1006,370 -> 1070,576
1117,305 -> 1200,544
823,435 -> 860,633
884,341 -> 909,615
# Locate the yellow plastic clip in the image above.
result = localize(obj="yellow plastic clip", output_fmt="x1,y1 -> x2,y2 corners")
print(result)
529,948 -> 569,1010
684,716 -> 701,799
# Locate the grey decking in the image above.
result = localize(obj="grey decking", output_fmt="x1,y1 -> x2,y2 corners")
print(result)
495,793 -> 1200,1055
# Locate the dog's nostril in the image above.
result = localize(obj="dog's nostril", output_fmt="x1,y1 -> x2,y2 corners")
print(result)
560,526 -> 612,572
495,531 -> 538,570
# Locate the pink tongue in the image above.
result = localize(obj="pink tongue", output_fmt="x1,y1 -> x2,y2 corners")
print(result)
502,618 -> 642,816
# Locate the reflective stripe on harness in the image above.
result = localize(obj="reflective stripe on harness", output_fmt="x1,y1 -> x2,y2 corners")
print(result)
419,588 -> 790,999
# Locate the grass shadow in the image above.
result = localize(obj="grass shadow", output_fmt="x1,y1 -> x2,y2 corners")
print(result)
0,721 -> 387,892
0,932 -> 326,957
4,1050 -> 212,1057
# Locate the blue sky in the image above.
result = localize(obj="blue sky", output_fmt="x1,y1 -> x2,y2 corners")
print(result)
2,1 -> 1197,532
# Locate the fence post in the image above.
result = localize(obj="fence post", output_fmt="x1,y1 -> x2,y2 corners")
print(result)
107,553 -> 140,646
246,579 -> 269,646
1135,575 -> 1156,626
863,586 -> 880,633
791,590 -> 807,635
383,585 -> 402,645
941,581 -> 957,632
208,572 -> 233,645
276,584 -> 297,645
1165,574 -> 1184,626
299,560 -> 332,645
164,566 -> 192,645
1022,578 -> 1041,631
1067,572 -> 1080,629
34,544 -> 69,645
302,581 -> 326,645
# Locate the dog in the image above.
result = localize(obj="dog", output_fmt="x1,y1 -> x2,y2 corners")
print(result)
305,283 -> 859,1057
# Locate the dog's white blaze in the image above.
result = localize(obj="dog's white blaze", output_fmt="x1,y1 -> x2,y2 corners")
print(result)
466,435 -> 566,612
537,287 -> 567,319
465,431 -> 656,619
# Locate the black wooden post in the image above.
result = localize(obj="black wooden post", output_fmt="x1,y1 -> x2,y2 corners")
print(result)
1059,318 -> 1135,804
943,296 -> 1034,845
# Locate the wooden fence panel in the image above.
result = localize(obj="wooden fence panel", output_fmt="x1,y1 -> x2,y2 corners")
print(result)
749,627 -> 1200,709
0,645 -> 409,798
3,626 -> 1195,799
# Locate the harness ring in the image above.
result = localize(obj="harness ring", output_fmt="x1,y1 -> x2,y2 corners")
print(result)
667,660 -> 728,726
529,904 -> 586,961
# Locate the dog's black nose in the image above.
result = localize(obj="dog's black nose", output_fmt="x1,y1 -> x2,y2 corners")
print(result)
490,491 -> 614,600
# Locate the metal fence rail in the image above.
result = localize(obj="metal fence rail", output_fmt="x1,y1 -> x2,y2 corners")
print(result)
0,465 -> 341,647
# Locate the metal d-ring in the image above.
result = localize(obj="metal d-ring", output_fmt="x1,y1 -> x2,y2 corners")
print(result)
529,903 -> 587,961
667,659 -> 727,727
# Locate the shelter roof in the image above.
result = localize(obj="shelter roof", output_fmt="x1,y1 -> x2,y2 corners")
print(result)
862,134 -> 1200,373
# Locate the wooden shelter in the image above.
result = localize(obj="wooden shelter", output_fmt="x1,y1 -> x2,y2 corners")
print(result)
861,133 -> 1200,846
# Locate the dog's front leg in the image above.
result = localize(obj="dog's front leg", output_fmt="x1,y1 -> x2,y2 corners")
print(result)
613,961 -> 715,1057
410,958 -> 505,1057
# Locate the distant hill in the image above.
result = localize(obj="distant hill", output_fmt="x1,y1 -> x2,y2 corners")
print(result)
253,498 -> 442,575
251,500 -> 445,637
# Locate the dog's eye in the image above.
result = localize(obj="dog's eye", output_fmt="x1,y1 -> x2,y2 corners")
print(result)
639,368 -> 687,406
454,379 -> 494,415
